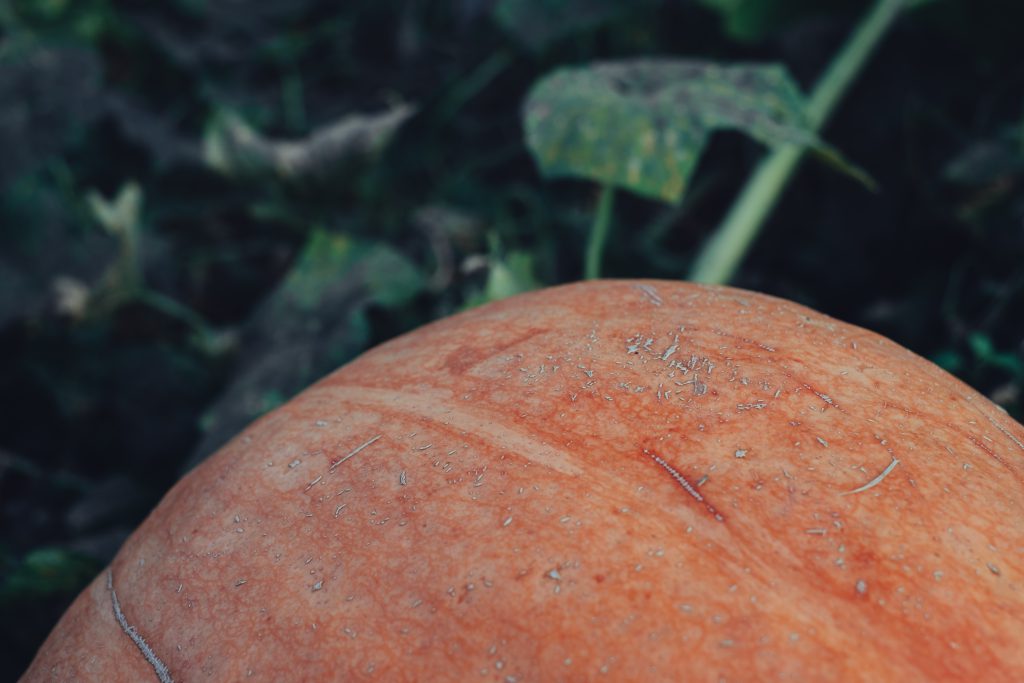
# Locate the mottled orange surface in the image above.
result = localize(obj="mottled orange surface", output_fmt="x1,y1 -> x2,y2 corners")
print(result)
24,281 -> 1024,682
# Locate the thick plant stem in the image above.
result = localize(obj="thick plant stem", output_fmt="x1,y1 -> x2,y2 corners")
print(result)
585,183 -> 616,279
689,0 -> 906,285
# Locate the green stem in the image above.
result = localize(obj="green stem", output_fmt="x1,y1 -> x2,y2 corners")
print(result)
282,70 -> 307,134
119,213 -> 143,292
642,173 -> 719,248
584,183 -> 616,279
689,0 -> 906,285
0,449 -> 90,492
436,50 -> 513,123
135,289 -> 217,350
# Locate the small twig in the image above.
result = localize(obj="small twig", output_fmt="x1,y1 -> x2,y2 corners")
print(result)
328,434 -> 383,473
841,457 -> 900,496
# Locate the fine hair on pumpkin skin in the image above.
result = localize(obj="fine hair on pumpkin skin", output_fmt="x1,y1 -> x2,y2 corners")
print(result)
21,280 -> 1024,683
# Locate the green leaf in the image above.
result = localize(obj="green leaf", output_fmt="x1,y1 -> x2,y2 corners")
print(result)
85,181 -> 143,236
931,349 -> 964,373
279,230 -> 423,312
697,0 -> 787,43
185,230 -> 426,469
944,127 -> 1024,186
364,248 -> 425,309
485,250 -> 540,302
0,44 -> 104,186
0,548 -> 98,602
696,0 -> 837,44
524,58 -> 845,204
493,0 -> 648,53
461,249 -> 542,309
968,332 -> 1024,377
279,230 -> 359,311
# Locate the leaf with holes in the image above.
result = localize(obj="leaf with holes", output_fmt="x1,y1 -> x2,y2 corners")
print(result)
524,58 -> 856,203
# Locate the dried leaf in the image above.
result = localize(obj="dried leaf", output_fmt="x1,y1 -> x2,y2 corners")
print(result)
86,182 -> 143,236
204,103 -> 417,181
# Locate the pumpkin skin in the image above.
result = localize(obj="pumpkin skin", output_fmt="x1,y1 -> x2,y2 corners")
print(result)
23,280 -> 1024,682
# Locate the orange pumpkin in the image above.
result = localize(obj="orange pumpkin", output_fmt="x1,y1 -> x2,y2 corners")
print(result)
23,281 -> 1024,681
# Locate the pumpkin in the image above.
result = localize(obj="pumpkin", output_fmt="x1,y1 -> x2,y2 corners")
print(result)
23,280 -> 1024,681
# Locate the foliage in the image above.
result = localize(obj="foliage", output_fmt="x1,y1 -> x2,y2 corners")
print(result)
696,0 -> 822,43
524,58 -> 857,203
1,548 -> 99,602
494,0 -> 651,52
2,0 -> 1024,678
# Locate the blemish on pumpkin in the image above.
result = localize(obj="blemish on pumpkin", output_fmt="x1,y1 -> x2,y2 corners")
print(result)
441,327 -> 549,375
108,570 -> 174,683
942,420 -> 1023,485
327,434 -> 382,473
642,449 -> 725,522
800,382 -> 847,413
841,457 -> 900,496
979,409 -> 1024,452
634,284 -> 663,307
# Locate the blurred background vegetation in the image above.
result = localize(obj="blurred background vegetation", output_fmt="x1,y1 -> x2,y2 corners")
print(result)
2,0 -> 1023,675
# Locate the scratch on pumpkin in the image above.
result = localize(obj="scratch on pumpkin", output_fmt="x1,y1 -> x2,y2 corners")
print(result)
108,569 -> 174,683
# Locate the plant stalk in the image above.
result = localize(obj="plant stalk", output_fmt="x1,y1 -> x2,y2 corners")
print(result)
437,50 -> 513,123
689,0 -> 906,284
585,183 -> 616,279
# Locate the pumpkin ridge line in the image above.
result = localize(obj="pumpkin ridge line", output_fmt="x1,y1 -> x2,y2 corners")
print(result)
304,384 -> 583,476
107,569 -> 174,683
